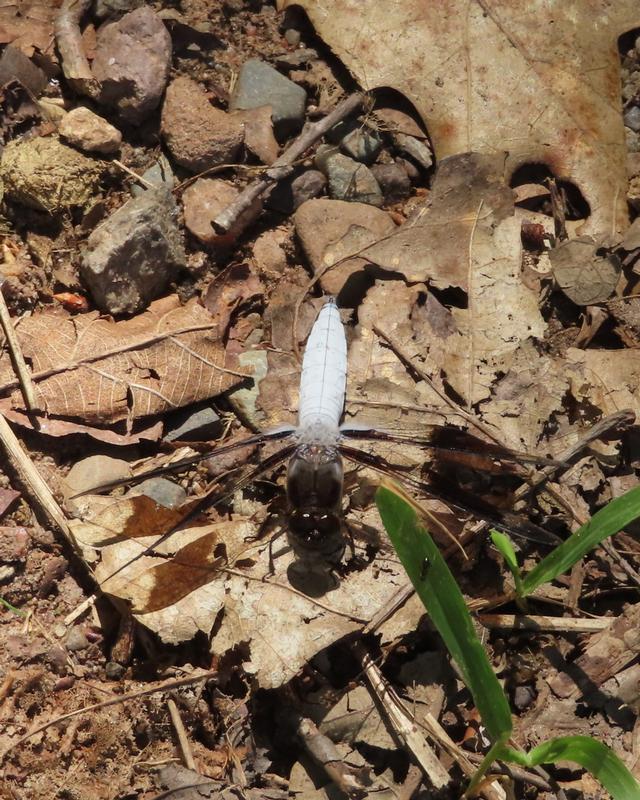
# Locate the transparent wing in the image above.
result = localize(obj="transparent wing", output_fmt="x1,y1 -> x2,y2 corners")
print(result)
339,443 -> 562,546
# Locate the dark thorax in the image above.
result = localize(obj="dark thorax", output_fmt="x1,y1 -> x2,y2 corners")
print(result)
286,442 -> 345,565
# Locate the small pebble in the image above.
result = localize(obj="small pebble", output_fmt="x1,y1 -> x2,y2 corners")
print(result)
54,676 -> 76,691
65,626 -> 90,652
105,661 -> 126,680
230,58 -> 307,138
165,406 -> 222,442
625,105 -> 640,133
370,162 -> 411,204
266,169 -> 326,213
133,478 -> 187,509
284,28 -> 301,46
59,107 -> 122,155
340,125 -> 383,164
315,148 -> 383,206
513,685 -> 536,710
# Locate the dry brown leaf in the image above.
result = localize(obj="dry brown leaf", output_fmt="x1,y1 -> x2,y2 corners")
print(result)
0,296 -> 244,425
72,487 -> 421,689
549,236 -> 621,305
0,2 -> 58,57
278,0 -> 637,236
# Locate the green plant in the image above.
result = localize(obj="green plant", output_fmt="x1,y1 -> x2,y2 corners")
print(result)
376,484 -> 640,798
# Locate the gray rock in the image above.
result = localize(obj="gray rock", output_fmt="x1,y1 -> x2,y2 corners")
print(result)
105,661 -> 126,679
275,48 -> 318,71
625,105 -> 640,133
315,149 -> 383,207
165,406 -> 222,442
340,126 -> 382,164
80,188 -> 186,315
396,156 -> 420,181
65,627 -> 90,652
95,0 -> 143,20
59,107 -> 122,155
284,28 -> 301,46
131,155 -> 175,197
370,162 -> 411,204
134,477 -> 187,509
395,132 -> 433,171
513,685 -> 535,710
64,455 -> 132,499
162,77 -> 244,173
92,6 -> 172,124
266,169 -> 326,213
328,120 -> 382,164
229,58 -> 307,138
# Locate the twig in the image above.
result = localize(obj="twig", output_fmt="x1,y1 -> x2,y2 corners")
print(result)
296,716 -> 369,798
0,287 -> 38,412
372,324 -> 505,447
352,641 -> 451,790
0,669 -> 218,762
476,614 -> 610,633
167,697 -> 197,772
212,92 -> 364,234
0,413 -> 81,558
54,0 -> 100,99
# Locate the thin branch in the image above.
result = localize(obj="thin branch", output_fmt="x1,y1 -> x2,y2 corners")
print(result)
54,0 -> 100,99
212,92 -> 364,234
0,287 -> 38,411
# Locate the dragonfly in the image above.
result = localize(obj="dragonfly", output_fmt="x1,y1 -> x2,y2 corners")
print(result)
78,297 -> 566,604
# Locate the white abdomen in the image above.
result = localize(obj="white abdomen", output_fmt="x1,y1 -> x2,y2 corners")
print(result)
297,300 -> 347,440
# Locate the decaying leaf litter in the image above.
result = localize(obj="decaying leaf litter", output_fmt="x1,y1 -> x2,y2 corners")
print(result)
0,0 -> 640,797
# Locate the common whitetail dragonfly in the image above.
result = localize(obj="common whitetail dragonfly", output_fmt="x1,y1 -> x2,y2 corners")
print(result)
79,298 -> 565,602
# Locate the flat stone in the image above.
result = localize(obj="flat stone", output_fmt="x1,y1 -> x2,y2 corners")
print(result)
266,168 -> 326,213
229,58 -> 307,138
80,188 -> 186,314
625,105 -> 640,133
64,456 -> 132,500
0,136 -> 104,213
252,228 -> 289,276
92,6 -> 172,124
328,119 -> 382,164
162,76 -> 244,173
395,132 -> 433,171
164,405 -> 222,442
275,48 -> 318,71
131,155 -> 175,197
65,627 -> 90,652
95,0 -> 143,20
59,107 -> 122,155
370,162 -> 411,204
231,105 -> 279,164
182,178 -> 261,245
294,198 -> 396,295
315,149 -> 383,207
133,478 -> 186,509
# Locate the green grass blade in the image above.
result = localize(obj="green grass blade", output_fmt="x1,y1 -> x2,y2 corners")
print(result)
522,485 -> 640,595
376,485 -> 512,742
490,530 -> 524,598
502,738 -> 640,800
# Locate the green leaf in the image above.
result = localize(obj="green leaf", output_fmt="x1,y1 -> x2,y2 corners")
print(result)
490,530 -> 524,598
376,485 -> 512,742
522,485 -> 640,595
502,737 -> 640,800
